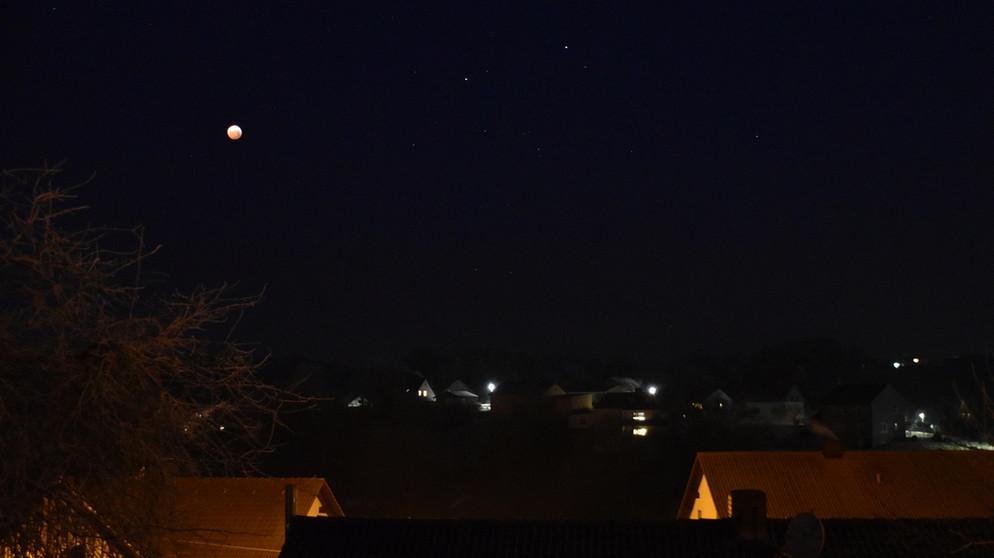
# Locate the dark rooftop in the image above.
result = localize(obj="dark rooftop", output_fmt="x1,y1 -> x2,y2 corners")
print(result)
279,516 -> 994,558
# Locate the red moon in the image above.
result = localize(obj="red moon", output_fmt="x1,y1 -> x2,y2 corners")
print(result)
226,125 -> 242,140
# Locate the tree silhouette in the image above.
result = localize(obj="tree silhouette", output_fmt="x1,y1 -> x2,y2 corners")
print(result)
0,165 -> 305,557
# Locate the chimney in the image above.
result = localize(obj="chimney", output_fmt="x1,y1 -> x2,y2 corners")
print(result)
285,484 -> 296,538
728,489 -> 767,541
822,438 -> 843,458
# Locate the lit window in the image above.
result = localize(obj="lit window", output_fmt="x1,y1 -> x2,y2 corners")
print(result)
632,427 -> 648,436
633,411 -> 646,421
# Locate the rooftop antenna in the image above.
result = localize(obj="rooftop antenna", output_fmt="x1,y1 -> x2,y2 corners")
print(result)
781,512 -> 824,558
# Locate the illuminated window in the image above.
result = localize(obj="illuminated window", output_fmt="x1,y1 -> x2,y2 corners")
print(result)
633,411 -> 646,421
632,427 -> 648,436
418,389 -> 427,397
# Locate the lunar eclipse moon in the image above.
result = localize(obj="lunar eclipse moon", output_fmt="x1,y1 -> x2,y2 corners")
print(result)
226,125 -> 242,140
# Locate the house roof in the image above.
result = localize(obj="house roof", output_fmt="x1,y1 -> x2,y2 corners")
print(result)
157,477 -> 343,558
544,383 -> 567,396
395,368 -> 430,392
440,380 -> 478,399
278,516 -> 994,558
704,389 -> 732,403
678,450 -> 994,519
439,389 -> 479,400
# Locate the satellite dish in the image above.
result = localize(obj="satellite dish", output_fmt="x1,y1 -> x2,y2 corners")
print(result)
782,512 -> 824,558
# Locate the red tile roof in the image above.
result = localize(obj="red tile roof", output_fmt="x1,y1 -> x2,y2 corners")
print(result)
678,450 -> 994,519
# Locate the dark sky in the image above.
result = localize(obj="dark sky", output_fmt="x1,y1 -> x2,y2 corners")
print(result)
3,2 -> 993,362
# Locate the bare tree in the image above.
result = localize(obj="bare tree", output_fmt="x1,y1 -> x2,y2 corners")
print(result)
954,356 -> 994,447
0,165 -> 306,557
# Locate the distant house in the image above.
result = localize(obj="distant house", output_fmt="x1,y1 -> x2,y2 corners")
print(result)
700,389 -> 733,418
346,395 -> 371,408
399,370 -> 436,402
784,385 -> 806,424
677,449 -> 994,520
592,389 -> 665,435
278,515 -> 994,558
157,477 -> 344,558
704,389 -> 732,412
491,380 -> 541,415
604,382 -> 637,393
488,381 -> 598,420
437,380 -> 479,408
414,379 -> 436,401
816,383 -> 908,448
545,382 -> 595,416
736,385 -> 807,425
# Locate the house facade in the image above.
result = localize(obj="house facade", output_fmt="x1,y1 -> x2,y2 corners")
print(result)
415,379 -> 436,401
591,389 -> 665,436
703,389 -> 733,418
817,383 -> 908,448
736,385 -> 807,425
437,380 -> 479,408
490,381 -> 569,416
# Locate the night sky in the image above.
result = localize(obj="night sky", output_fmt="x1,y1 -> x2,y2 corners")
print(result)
4,3 -> 993,363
